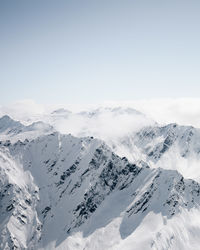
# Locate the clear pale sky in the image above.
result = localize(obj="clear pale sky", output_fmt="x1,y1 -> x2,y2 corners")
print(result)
1,0 -> 200,105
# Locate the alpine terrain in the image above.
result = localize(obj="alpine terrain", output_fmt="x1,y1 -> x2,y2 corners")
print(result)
1,108 -> 200,250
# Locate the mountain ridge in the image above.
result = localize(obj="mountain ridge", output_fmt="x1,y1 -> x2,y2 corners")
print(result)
1,122 -> 200,249
1,113 -> 200,249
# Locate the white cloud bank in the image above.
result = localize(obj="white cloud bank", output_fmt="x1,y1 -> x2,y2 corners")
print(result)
102,98 -> 200,128
1,98 -> 200,139
53,109 -> 155,140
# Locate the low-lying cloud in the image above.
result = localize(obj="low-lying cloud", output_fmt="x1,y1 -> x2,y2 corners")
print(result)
1,98 -> 200,140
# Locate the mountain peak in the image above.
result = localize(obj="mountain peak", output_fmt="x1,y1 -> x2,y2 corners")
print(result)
0,115 -> 24,133
51,108 -> 71,116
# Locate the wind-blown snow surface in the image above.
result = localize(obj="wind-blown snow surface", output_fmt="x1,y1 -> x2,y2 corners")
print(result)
1,115 -> 200,249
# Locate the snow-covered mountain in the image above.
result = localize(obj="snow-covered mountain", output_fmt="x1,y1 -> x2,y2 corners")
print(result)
110,123 -> 200,182
1,115 -> 200,249
0,115 -> 25,134
0,115 -> 54,143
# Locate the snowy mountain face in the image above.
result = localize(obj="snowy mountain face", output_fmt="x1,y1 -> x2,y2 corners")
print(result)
112,123 -> 200,181
134,123 -> 200,162
1,114 -> 200,249
0,115 -> 54,143
0,115 -> 25,135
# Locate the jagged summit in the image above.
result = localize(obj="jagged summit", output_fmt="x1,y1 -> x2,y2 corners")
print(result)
0,115 -> 54,142
0,115 -> 25,134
